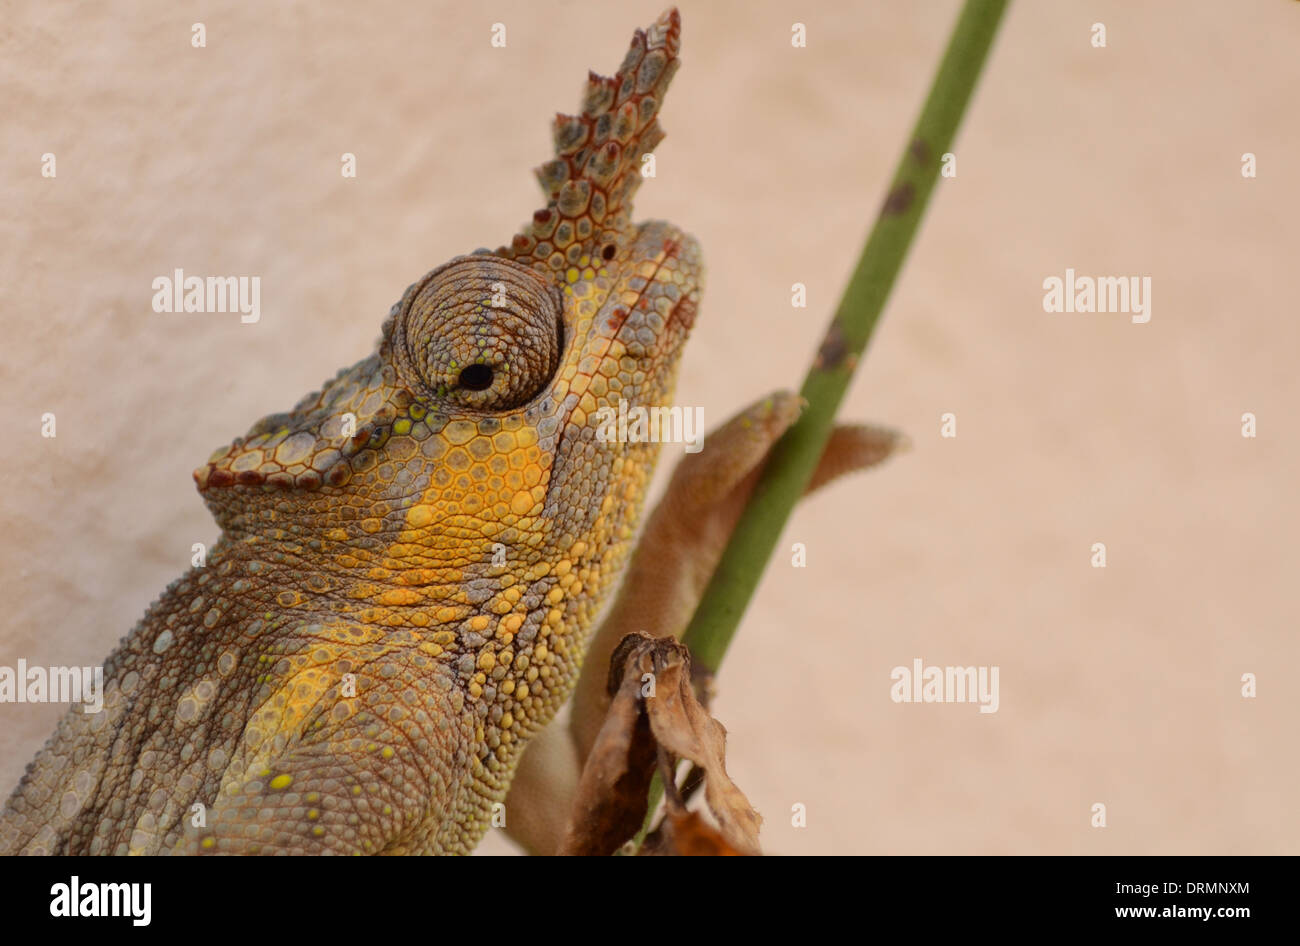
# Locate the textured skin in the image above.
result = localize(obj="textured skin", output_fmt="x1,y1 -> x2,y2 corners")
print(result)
1,9 -> 698,855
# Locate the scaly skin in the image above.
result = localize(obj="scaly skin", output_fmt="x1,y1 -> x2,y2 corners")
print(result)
1,8 -> 697,855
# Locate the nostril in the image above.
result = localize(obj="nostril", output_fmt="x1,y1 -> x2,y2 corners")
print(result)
458,363 -> 494,391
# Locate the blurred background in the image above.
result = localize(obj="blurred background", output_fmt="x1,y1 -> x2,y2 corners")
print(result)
2,0 -> 1296,854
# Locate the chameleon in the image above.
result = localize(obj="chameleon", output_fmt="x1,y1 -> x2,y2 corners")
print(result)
2,7 -> 903,855
3,8 -> 698,855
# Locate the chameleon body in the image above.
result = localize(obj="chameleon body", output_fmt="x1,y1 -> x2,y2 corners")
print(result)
1,9 -> 697,855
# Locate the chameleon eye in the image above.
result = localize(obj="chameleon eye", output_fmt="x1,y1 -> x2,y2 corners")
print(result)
395,257 -> 562,411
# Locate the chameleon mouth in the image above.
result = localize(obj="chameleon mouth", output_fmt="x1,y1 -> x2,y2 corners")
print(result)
666,293 -> 698,332
606,231 -> 702,346
653,237 -> 699,334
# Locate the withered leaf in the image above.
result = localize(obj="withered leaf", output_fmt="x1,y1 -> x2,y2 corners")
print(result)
641,643 -> 762,855
557,634 -> 660,855
559,632 -> 762,856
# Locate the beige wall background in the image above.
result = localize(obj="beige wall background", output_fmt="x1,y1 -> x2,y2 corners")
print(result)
2,0 -> 1296,855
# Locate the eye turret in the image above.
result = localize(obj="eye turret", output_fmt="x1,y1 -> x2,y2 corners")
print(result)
395,257 -> 562,411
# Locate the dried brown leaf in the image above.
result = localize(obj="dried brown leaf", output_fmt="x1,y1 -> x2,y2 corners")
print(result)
642,649 -> 762,855
557,634 -> 659,856
559,632 -> 762,856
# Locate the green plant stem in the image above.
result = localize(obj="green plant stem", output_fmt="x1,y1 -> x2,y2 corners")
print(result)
681,0 -> 1010,673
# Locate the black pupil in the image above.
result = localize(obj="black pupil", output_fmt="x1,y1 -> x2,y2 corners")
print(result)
602,243 -> 616,260
458,363 -> 494,391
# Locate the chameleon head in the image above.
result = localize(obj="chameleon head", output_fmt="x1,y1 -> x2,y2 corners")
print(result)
191,7 -> 697,751
189,213 -> 702,576
195,5 -> 698,626
192,220 -> 701,626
